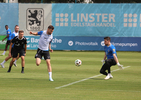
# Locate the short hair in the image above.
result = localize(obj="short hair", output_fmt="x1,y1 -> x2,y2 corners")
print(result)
48,25 -> 54,30
104,37 -> 111,41
19,30 -> 24,34
15,25 -> 19,28
5,25 -> 8,27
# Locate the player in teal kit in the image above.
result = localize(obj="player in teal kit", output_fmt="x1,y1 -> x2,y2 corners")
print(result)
100,37 -> 123,80
1,25 -> 12,56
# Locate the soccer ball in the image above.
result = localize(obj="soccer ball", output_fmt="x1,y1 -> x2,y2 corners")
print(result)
75,59 -> 82,66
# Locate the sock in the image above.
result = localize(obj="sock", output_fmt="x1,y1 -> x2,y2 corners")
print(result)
3,51 -> 6,54
8,66 -> 12,72
1,60 -> 6,64
14,59 -> 17,63
49,72 -> 52,79
22,67 -> 24,71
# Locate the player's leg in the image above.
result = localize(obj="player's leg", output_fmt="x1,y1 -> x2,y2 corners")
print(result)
100,64 -> 108,76
19,49 -> 26,73
36,58 -> 41,66
45,59 -> 53,81
44,51 -> 53,81
2,40 -> 10,55
21,56 -> 25,73
13,54 -> 20,67
104,59 -> 114,80
1,47 -> 13,68
7,58 -> 16,72
35,48 -> 42,66
7,49 -> 18,72
0,56 -> 12,68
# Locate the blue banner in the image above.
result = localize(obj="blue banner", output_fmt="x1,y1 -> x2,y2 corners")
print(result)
52,4 -> 141,37
25,36 -> 141,51
0,3 -> 19,35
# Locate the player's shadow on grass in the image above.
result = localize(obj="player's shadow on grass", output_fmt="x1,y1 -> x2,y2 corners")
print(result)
89,78 -> 104,80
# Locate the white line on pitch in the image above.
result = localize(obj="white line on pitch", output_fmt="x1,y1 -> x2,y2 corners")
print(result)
55,66 -> 130,89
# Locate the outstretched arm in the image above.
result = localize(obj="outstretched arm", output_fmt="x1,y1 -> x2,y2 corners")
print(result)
2,34 -> 9,41
30,31 -> 38,35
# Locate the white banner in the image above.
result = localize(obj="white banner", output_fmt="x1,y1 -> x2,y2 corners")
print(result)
19,4 -> 52,36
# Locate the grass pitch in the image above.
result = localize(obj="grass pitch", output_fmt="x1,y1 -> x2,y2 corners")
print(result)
0,50 -> 141,100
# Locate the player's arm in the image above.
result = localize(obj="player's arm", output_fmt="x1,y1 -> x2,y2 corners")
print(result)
113,53 -> 123,69
103,52 -> 107,60
8,42 -> 13,57
113,54 -> 119,64
24,44 -> 27,56
49,43 -> 53,52
30,31 -> 38,35
2,34 -> 9,41
30,31 -> 43,36
101,52 -> 106,64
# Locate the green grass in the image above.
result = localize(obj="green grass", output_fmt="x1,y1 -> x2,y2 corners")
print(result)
0,50 -> 141,100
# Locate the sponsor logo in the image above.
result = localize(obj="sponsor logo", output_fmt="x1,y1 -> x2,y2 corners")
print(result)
68,41 -> 73,46
55,13 -> 141,28
55,13 -> 69,26
26,38 -> 30,43
124,13 -> 137,27
52,38 -> 62,43
75,41 -> 98,46
101,41 -> 105,46
26,8 -> 44,31
55,13 -> 116,27
0,41 -> 6,44
111,42 -> 138,47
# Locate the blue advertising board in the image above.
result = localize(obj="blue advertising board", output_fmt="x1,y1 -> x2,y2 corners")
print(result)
52,4 -> 141,37
25,36 -> 141,51
0,3 -> 19,35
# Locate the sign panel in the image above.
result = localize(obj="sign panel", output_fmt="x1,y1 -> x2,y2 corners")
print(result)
52,4 -> 141,37
19,4 -> 52,36
25,36 -> 141,51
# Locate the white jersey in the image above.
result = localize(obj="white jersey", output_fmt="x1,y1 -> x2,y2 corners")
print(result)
11,31 -> 19,39
38,30 -> 53,51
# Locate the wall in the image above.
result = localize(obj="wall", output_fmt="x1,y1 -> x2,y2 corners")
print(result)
0,3 -> 141,51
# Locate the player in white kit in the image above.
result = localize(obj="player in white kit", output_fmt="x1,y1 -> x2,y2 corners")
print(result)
30,25 -> 54,81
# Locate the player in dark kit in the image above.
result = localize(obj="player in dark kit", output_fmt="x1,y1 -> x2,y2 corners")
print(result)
7,30 -> 27,73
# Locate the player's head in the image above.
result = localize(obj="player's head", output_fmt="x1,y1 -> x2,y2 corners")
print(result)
15,25 -> 19,33
5,25 -> 8,30
19,30 -> 24,39
104,37 -> 111,46
47,25 -> 54,35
